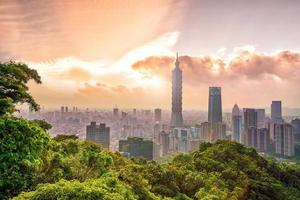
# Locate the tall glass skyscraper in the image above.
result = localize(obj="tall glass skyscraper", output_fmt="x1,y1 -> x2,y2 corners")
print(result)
170,53 -> 183,127
208,87 -> 222,123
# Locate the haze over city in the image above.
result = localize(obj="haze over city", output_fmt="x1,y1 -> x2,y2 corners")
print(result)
1,0 -> 300,109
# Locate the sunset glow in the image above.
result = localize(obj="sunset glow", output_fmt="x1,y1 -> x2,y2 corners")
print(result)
1,0 -> 300,109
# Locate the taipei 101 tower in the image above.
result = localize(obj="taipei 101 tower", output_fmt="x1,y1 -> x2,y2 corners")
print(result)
170,53 -> 183,127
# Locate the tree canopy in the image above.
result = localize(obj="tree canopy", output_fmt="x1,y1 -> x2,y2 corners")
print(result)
0,61 -> 41,115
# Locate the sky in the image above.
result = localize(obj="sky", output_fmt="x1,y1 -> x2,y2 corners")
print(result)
1,0 -> 300,110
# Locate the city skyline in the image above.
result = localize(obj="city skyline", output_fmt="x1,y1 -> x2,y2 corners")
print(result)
0,1 -> 300,109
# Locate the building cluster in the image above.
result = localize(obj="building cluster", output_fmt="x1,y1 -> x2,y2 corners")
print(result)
22,53 -> 300,160
231,101 -> 296,157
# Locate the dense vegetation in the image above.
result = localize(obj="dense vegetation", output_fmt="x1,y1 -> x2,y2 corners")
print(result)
1,62 -> 300,199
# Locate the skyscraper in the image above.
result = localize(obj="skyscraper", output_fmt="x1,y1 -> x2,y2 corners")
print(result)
271,101 -> 282,122
232,104 -> 242,143
275,123 -> 295,157
113,107 -> 119,118
86,122 -> 110,149
171,53 -> 183,127
243,108 -> 257,145
159,131 -> 169,156
291,118 -> 300,144
208,87 -> 222,123
256,109 -> 266,129
154,108 -> 162,123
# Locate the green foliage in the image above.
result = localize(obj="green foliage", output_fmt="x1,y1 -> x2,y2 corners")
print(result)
0,61 -> 41,115
36,139 -> 114,183
3,129 -> 300,200
0,117 -> 50,199
31,119 -> 52,131
53,134 -> 78,142
0,97 -> 14,115
13,173 -> 137,200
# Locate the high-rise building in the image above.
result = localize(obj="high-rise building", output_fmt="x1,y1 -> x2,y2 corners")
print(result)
211,122 -> 226,142
119,137 -> 154,160
153,123 -> 160,143
113,107 -> 119,118
257,128 -> 270,152
256,109 -> 265,129
232,104 -> 242,143
159,131 -> 169,156
154,108 -> 162,123
61,106 -> 64,114
245,127 -> 257,147
243,108 -> 257,145
132,108 -> 137,115
291,118 -> 300,144
208,87 -> 222,123
243,108 -> 257,129
174,128 -> 190,152
201,122 -> 212,142
171,53 -> 183,127
65,106 -> 68,113
86,122 -> 110,149
271,101 -> 282,122
275,123 -> 295,157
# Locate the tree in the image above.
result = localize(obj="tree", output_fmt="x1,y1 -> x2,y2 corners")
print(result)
0,61 -> 41,115
31,119 -> 52,131
0,117 -> 50,199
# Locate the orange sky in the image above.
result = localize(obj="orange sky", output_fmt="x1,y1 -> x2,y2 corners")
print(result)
1,1 -> 300,109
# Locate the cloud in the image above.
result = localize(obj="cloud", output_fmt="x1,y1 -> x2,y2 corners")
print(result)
132,49 -> 300,82
0,0 -> 184,61
131,48 -> 300,108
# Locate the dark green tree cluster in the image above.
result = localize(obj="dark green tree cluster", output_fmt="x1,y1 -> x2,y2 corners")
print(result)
1,62 -> 300,199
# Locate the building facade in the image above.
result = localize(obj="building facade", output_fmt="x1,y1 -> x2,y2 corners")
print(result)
275,123 -> 295,157
119,137 -> 154,160
154,108 -> 162,123
86,122 -> 110,149
256,109 -> 266,129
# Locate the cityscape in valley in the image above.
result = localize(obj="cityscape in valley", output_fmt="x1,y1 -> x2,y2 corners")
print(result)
21,53 -> 300,161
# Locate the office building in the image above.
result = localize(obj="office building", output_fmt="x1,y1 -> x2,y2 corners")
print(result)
132,108 -> 137,115
171,53 -> 183,127
291,118 -> 300,144
256,109 -> 265,129
243,108 -> 257,145
201,122 -> 212,142
173,128 -> 190,152
275,123 -> 295,157
211,122 -> 226,142
154,108 -> 162,123
119,137 -> 154,160
159,131 -> 170,156
271,101 -> 282,122
113,107 -> 119,118
208,87 -> 222,123
86,122 -> 110,149
232,104 -> 242,143
61,106 -> 64,114
257,128 -> 270,152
